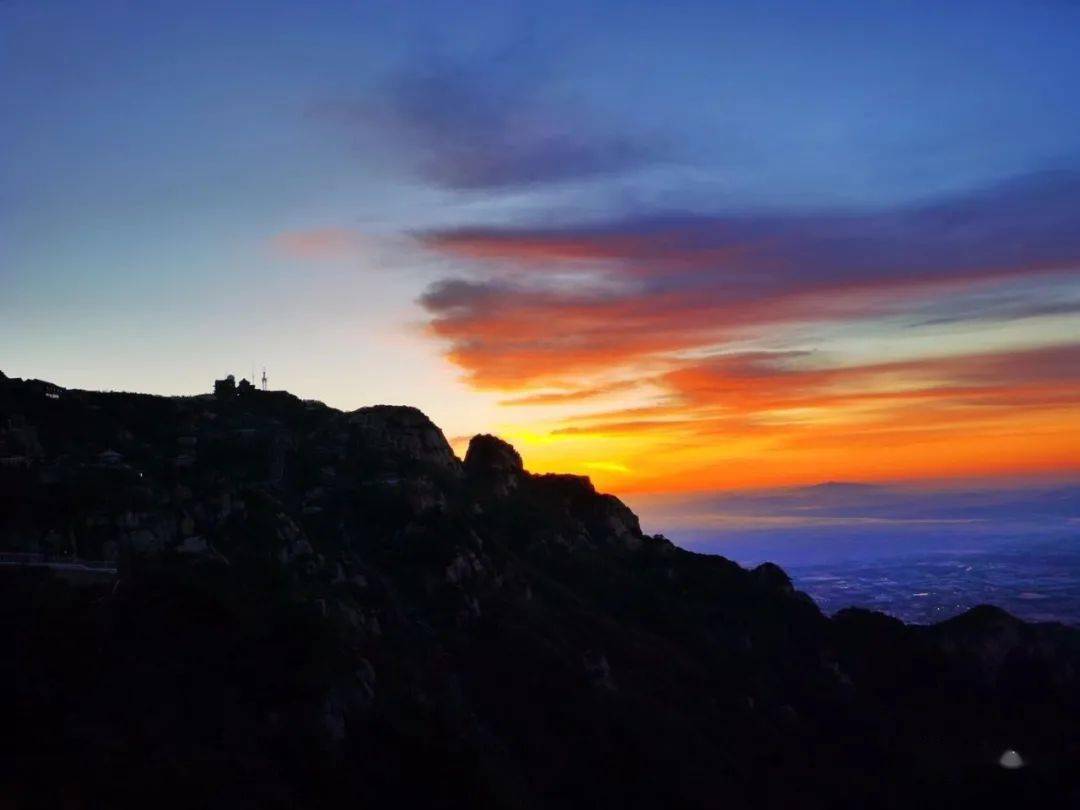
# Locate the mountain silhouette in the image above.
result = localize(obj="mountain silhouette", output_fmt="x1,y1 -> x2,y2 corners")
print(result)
2,372 -> 1078,809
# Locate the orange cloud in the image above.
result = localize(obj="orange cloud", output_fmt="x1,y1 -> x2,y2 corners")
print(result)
414,172 -> 1080,492
420,228 -> 753,272
418,172 -> 1080,392
499,380 -> 641,406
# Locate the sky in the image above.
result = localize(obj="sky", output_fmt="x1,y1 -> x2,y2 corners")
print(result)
3,1 -> 1080,538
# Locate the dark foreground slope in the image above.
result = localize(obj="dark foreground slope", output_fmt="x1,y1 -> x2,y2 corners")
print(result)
2,372 -> 1078,809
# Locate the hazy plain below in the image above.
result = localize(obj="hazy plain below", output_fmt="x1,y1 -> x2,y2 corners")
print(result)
633,480 -> 1080,625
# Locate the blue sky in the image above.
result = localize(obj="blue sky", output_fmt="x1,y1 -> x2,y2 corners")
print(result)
3,1 -> 1079,510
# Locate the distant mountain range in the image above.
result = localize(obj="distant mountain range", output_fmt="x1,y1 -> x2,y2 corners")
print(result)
2,370 -> 1079,808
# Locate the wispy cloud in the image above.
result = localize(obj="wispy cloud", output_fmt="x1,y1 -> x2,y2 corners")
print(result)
318,54 -> 663,190
909,296 -> 1080,327
499,379 -> 641,406
417,169 -> 1080,389
541,343 -> 1080,440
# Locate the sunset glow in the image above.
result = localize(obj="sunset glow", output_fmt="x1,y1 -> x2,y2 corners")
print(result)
3,1 -> 1078,501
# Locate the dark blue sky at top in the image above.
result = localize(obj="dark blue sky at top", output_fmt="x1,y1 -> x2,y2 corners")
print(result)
6,0 -> 1080,223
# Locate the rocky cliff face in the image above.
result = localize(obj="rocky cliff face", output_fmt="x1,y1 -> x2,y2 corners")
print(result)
345,405 -> 462,474
2,372 -> 1078,809
464,433 -> 523,496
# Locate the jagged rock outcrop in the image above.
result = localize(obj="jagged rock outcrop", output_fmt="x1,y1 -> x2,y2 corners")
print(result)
464,433 -> 524,496
1,371 -> 1079,810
